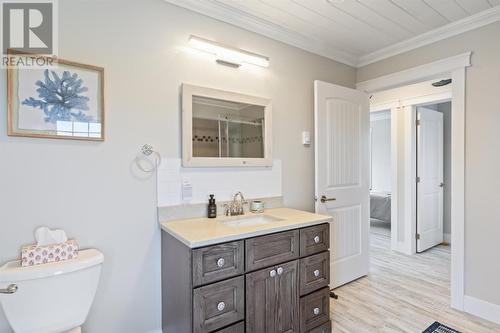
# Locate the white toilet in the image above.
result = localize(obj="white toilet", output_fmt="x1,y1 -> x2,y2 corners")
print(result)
0,249 -> 104,333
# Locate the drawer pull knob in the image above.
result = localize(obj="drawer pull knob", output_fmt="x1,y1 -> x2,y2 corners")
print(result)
313,307 -> 320,316
270,269 -> 277,277
313,269 -> 320,277
277,267 -> 283,275
216,258 -> 225,268
313,236 -> 320,243
217,302 -> 225,311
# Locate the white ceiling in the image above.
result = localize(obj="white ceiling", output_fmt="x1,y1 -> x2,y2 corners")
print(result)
165,0 -> 500,67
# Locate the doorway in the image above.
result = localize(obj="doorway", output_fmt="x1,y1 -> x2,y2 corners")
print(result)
315,50 -> 470,313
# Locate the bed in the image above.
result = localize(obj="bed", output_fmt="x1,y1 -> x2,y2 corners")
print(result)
370,191 -> 391,224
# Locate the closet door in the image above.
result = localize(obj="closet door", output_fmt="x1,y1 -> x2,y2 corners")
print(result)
416,107 -> 444,252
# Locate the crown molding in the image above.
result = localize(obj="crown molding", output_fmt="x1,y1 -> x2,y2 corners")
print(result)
165,0 -> 500,69
164,0 -> 359,67
357,6 -> 500,67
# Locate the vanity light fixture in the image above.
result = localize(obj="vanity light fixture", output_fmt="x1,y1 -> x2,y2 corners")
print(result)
188,35 -> 270,68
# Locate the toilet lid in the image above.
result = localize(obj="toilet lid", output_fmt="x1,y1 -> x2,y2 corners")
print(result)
0,249 -> 104,282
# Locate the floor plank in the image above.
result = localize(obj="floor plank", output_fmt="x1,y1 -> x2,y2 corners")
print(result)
330,228 -> 500,333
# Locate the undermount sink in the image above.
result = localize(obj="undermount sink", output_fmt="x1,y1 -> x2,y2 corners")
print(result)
220,214 -> 284,227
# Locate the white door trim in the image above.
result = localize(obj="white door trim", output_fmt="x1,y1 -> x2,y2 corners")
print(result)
357,52 -> 471,93
357,53 -> 471,311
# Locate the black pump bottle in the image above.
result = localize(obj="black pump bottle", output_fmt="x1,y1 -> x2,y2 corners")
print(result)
208,194 -> 217,218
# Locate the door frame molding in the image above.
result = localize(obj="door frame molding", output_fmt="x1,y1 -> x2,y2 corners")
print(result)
357,52 -> 471,311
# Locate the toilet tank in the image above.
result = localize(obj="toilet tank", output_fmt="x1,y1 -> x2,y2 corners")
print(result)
0,249 -> 104,333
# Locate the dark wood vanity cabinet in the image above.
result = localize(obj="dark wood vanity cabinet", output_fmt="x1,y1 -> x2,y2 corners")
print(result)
162,222 -> 331,333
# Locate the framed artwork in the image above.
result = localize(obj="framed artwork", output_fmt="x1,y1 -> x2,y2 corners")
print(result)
7,52 -> 105,141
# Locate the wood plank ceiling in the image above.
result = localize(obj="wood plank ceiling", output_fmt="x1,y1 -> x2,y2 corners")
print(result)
166,0 -> 500,67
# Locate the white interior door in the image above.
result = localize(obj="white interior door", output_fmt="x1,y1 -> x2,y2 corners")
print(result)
417,107 -> 444,252
314,80 -> 370,289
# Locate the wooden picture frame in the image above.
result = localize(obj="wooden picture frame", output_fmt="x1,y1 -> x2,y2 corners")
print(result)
7,51 -> 105,141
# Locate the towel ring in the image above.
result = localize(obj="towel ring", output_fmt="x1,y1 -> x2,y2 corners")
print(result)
136,144 -> 161,173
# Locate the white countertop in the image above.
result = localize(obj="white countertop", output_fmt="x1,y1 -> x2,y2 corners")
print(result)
159,208 -> 332,248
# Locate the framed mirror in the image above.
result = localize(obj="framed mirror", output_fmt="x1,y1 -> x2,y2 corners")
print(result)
182,84 -> 272,167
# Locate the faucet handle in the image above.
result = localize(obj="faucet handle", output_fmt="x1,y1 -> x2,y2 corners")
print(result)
239,201 -> 249,214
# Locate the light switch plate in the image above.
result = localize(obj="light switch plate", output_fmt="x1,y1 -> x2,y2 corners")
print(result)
302,131 -> 311,145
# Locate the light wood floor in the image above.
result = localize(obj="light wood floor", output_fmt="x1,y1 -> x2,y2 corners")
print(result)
330,226 -> 500,333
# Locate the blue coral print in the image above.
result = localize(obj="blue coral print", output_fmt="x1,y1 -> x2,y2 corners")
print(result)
22,69 -> 92,123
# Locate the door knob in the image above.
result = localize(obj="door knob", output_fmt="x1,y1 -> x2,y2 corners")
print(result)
320,195 -> 336,203
313,269 -> 320,277
277,267 -> 283,275
269,269 -> 277,278
313,307 -> 320,315
313,235 -> 320,243
0,284 -> 17,294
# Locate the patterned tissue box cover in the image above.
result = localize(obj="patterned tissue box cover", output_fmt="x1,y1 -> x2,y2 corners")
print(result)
21,240 -> 79,267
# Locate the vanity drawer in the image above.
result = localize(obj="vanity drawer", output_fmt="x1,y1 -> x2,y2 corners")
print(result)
193,276 -> 245,333
306,320 -> 331,333
192,241 -> 244,287
300,224 -> 329,257
245,229 -> 299,271
299,287 -> 330,333
299,251 -> 330,296
214,321 -> 245,333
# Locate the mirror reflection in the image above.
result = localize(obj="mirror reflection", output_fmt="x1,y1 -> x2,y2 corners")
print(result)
192,95 -> 265,158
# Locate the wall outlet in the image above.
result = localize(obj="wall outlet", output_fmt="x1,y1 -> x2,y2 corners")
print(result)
182,178 -> 192,201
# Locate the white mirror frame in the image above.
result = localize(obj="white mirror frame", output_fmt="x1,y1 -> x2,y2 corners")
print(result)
182,84 -> 273,167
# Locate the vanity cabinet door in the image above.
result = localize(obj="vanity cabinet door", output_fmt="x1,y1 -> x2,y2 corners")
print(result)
246,260 -> 299,333
246,265 -> 278,333
275,260 -> 300,333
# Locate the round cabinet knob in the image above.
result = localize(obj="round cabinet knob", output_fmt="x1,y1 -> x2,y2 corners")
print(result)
277,267 -> 283,275
313,269 -> 320,277
217,302 -> 225,312
313,236 -> 320,244
270,269 -> 277,278
216,258 -> 225,268
313,307 -> 320,316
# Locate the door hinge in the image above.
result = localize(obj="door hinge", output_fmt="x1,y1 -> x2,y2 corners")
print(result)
416,119 -> 421,126
416,176 -> 421,183
416,233 -> 421,240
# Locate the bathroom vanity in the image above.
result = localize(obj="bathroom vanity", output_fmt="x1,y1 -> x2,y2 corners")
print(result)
160,208 -> 332,333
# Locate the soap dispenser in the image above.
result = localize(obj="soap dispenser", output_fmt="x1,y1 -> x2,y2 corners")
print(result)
207,194 -> 217,218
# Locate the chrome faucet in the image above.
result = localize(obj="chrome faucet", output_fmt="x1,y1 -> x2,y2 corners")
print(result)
224,192 -> 248,216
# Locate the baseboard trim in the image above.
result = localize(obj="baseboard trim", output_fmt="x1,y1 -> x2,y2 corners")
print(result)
464,295 -> 500,325
443,233 -> 451,244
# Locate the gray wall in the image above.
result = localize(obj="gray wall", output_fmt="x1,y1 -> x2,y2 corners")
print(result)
358,22 -> 500,306
370,114 -> 392,193
0,1 -> 355,332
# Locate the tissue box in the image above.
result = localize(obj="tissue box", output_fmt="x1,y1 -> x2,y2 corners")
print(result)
21,240 -> 79,267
